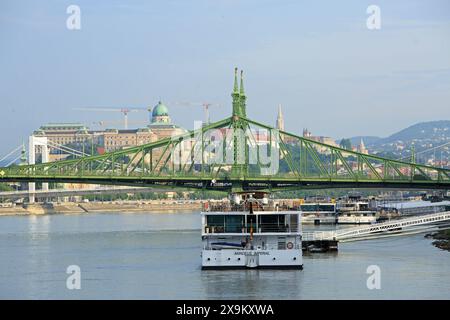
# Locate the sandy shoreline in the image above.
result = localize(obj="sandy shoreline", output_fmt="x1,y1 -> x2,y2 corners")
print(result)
0,201 -> 203,216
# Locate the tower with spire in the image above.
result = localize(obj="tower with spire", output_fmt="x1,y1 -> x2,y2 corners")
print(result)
358,138 -> 368,154
231,67 -> 248,118
19,142 -> 27,165
239,70 -> 247,118
276,104 -> 284,131
230,67 -> 248,179
231,67 -> 241,117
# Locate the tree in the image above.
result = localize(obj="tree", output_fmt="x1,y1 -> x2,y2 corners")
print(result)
0,183 -> 14,192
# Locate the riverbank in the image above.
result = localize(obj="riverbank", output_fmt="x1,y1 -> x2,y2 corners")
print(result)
425,230 -> 450,251
0,200 -> 203,216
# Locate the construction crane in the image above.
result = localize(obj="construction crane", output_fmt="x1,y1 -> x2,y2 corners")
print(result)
172,102 -> 221,124
73,107 -> 148,129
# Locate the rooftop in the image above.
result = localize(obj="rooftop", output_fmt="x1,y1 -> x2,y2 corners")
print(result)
40,123 -> 87,129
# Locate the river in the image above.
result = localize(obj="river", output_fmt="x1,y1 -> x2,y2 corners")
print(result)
0,212 -> 449,299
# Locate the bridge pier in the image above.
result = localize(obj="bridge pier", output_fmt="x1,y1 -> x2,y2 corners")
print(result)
28,136 -> 49,203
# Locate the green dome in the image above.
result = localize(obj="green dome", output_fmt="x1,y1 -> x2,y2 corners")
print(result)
152,101 -> 169,117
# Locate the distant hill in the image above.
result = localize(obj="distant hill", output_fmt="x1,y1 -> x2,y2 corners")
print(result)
347,120 -> 450,147
346,120 -> 450,160
380,120 -> 450,144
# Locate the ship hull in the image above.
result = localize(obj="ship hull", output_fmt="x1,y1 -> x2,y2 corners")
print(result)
201,249 -> 303,269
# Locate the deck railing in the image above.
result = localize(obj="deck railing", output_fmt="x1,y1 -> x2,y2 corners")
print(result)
204,203 -> 298,212
203,223 -> 300,234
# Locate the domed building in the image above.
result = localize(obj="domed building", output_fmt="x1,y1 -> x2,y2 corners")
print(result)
147,101 -> 186,140
150,101 -> 171,124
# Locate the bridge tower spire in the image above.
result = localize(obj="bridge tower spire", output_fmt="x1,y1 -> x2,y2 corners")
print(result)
239,70 -> 247,117
232,67 -> 240,116
230,68 -> 248,182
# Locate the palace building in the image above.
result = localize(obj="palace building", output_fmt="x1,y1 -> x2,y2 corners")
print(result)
32,101 -> 187,159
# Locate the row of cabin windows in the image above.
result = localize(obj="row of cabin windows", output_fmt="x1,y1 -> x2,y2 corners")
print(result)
205,215 -> 296,233
300,204 -> 336,212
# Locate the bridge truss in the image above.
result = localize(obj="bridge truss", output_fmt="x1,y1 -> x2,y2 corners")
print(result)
1,69 -> 449,191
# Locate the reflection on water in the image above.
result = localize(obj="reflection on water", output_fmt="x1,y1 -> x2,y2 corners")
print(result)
201,269 -> 305,299
0,212 -> 449,299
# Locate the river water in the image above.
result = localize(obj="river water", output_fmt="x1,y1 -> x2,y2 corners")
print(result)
0,211 -> 449,299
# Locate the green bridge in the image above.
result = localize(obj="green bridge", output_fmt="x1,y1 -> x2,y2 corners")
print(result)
1,68 -> 449,192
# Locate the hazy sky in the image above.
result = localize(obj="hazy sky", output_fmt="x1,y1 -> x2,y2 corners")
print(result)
1,0 -> 450,155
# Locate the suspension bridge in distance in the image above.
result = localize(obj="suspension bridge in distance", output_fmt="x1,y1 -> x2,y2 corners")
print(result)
0,68 -> 449,192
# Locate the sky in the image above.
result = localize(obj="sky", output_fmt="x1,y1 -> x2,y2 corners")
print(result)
1,0 -> 450,155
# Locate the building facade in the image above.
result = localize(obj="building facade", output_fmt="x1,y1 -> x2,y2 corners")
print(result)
103,128 -> 157,152
33,123 -> 94,149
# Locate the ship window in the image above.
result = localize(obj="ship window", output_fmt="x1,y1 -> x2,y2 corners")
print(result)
301,204 -> 335,212
225,215 -> 244,233
360,204 -> 369,210
318,205 -> 335,212
300,205 -> 317,212
290,214 -> 299,232
259,214 -> 286,232
206,215 -> 244,233
206,215 -> 225,233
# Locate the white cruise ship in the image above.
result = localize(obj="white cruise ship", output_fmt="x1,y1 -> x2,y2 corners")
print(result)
300,202 -> 337,225
337,198 -> 377,224
201,192 -> 303,269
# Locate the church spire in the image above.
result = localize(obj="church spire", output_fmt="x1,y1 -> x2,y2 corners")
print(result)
276,104 -> 284,131
358,138 -> 368,154
360,138 -> 365,149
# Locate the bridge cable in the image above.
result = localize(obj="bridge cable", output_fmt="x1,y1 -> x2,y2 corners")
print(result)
0,145 -> 22,163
